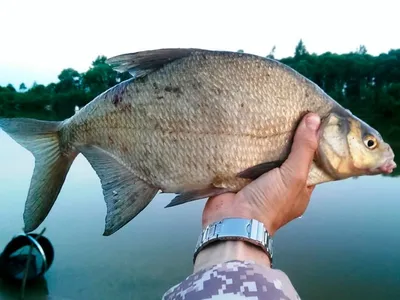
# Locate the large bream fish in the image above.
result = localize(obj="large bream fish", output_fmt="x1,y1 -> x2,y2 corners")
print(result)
0,48 -> 396,235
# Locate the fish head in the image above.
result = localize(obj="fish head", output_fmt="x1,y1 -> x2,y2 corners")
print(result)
317,110 -> 396,179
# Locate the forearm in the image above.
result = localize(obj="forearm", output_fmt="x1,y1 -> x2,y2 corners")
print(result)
163,242 -> 299,300
162,218 -> 301,300
194,240 -> 271,273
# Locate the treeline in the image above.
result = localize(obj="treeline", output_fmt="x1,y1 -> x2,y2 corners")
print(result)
280,42 -> 400,125
0,56 -> 132,120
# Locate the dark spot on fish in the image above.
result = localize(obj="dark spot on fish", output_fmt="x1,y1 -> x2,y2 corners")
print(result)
153,122 -> 162,130
305,91 -> 309,98
155,160 -> 163,170
212,87 -> 222,95
107,80 -> 129,106
164,85 -> 183,96
135,76 -> 149,84
192,82 -> 202,90
108,135 -> 114,145
135,86 -> 140,94
153,82 -> 158,90
157,95 -> 164,100
255,62 -> 263,69
141,164 -> 152,178
112,94 -> 122,106
120,103 -> 132,113
240,103 -> 244,108
121,145 -> 128,153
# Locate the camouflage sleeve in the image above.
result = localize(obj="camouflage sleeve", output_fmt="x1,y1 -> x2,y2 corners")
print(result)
162,260 -> 301,300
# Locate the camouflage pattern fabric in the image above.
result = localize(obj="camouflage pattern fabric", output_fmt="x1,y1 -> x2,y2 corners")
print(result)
162,260 -> 301,300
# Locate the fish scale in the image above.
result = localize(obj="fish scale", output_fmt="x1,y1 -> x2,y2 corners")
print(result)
0,48 -> 395,235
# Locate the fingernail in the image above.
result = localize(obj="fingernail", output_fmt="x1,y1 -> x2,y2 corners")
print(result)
306,114 -> 320,131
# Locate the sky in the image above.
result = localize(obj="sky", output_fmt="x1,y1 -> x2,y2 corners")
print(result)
0,0 -> 399,88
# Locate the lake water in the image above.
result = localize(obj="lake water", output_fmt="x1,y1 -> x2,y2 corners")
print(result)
0,129 -> 399,300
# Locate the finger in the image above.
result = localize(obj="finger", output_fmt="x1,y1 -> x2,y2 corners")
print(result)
281,113 -> 321,180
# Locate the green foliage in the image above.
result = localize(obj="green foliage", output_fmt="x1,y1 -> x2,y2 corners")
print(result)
19,83 -> 27,91
6,84 -> 16,92
0,55 -> 132,120
56,68 -> 81,93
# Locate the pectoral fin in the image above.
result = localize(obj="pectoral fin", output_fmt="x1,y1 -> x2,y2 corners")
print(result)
78,146 -> 159,236
237,160 -> 284,180
165,186 -> 229,208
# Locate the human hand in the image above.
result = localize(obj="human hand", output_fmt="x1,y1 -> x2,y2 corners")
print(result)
202,113 -> 321,236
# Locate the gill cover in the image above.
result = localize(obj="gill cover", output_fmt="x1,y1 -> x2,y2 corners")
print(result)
316,112 -> 352,179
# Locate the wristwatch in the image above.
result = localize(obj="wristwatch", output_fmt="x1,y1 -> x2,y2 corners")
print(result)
193,218 -> 273,266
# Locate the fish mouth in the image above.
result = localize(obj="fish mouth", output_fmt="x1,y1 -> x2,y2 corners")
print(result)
366,151 -> 396,175
368,156 -> 397,175
370,145 -> 397,175
378,159 -> 397,174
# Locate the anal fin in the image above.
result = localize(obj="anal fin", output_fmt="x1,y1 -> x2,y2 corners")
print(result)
78,146 -> 159,236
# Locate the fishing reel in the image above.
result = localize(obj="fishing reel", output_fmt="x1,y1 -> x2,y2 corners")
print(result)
0,228 -> 54,283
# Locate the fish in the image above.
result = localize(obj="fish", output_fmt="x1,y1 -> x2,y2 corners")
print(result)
0,48 -> 396,236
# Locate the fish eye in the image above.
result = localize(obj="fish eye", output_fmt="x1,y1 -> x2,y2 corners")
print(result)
363,135 -> 378,150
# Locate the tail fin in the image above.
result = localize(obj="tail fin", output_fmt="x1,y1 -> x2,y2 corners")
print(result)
0,118 -> 77,232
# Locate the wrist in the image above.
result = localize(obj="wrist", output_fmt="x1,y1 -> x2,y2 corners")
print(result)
193,240 -> 271,273
202,194 -> 276,236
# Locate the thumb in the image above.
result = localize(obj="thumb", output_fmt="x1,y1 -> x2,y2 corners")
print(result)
281,113 -> 321,182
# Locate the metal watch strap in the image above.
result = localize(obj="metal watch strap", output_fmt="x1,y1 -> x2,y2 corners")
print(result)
193,218 -> 273,265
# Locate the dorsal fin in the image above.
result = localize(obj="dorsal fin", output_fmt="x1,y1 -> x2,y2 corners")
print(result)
106,48 -> 197,79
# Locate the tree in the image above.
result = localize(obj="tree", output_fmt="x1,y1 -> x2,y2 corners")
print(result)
56,68 -> 81,93
82,56 -> 119,95
356,45 -> 367,55
6,84 -> 16,92
294,39 -> 308,58
19,83 -> 27,92
267,46 -> 276,59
